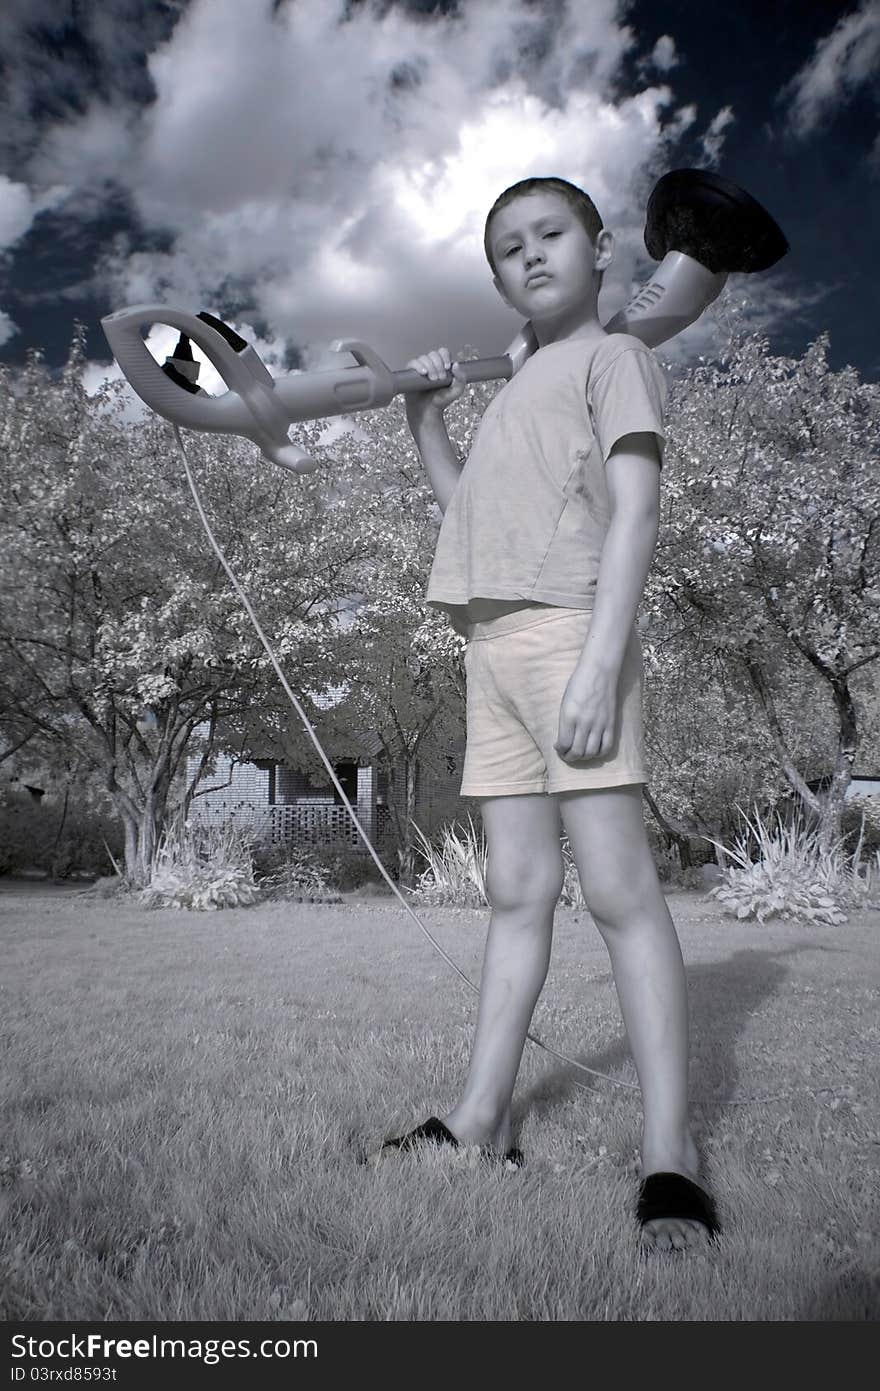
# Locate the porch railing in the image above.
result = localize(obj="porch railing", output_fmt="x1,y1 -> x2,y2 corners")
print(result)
189,798 -> 392,850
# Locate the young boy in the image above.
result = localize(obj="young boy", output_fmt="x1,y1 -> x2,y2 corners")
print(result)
366,176 -> 720,1252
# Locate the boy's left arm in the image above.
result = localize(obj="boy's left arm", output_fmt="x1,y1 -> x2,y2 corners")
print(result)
554,431 -> 661,762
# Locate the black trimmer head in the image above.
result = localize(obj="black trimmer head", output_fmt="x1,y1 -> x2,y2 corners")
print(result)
645,168 -> 789,274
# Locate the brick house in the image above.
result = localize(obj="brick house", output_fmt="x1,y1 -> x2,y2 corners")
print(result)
184,686 -> 469,856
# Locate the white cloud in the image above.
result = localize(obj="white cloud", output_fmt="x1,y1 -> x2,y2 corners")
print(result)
0,175 -> 70,252
0,308 -> 19,348
0,177 -> 35,251
21,0 -> 805,391
32,104 -> 135,202
649,35 -> 681,74
778,0 -> 880,138
697,106 -> 736,166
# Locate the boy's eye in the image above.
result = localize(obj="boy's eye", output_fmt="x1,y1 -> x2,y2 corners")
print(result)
500,229 -> 559,257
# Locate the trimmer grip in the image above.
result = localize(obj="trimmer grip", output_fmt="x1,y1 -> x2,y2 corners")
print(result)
393,355 -> 514,394
103,306 -> 240,431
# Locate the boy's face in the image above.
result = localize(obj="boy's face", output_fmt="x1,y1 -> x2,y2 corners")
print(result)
488,190 -> 605,321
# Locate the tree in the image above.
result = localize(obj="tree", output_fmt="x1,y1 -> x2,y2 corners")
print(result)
0,326 -> 379,884
643,312 -> 879,857
5,313 -> 874,894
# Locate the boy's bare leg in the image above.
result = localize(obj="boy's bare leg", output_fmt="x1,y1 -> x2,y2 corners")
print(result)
364,794 -> 560,1164
557,784 -> 708,1252
441,793 -> 563,1153
442,898 -> 555,1153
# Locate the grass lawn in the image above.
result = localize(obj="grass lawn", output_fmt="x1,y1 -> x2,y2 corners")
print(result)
1,883 -> 878,1321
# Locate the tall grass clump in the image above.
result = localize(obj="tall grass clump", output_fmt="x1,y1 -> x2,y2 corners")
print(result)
703,800 -> 880,925
139,818 -> 259,911
408,813 -> 488,908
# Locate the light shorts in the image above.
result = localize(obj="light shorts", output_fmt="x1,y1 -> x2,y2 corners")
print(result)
459,604 -> 649,798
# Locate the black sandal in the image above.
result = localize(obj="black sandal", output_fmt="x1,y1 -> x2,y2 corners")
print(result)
636,1171 -> 721,1240
364,1115 -> 524,1168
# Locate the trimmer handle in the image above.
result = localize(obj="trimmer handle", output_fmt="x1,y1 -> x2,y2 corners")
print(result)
101,307 -> 532,471
102,170 -> 788,471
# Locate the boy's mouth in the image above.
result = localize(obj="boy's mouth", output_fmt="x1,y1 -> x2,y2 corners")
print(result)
525,273 -> 552,288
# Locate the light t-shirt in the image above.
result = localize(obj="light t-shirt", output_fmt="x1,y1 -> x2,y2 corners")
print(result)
424,332 -> 667,636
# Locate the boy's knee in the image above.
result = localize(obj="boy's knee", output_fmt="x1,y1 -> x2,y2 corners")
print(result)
486,856 -> 564,912
580,863 -> 662,929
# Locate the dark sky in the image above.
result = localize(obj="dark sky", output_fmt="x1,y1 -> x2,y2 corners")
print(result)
0,0 -> 877,388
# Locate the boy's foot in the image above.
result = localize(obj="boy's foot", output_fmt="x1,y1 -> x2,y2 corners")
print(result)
363,1115 -> 524,1169
638,1133 -> 719,1251
636,1171 -> 721,1251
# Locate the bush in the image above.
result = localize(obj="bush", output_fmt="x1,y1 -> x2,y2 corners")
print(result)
304,833 -> 398,892
251,840 -> 339,902
408,812 -> 488,908
841,793 -> 880,853
251,831 -> 397,898
704,800 -> 880,924
0,789 -> 123,879
652,842 -> 719,891
139,818 -> 259,911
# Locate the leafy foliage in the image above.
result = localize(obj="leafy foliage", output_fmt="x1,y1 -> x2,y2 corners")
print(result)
251,839 -> 340,902
705,801 -> 879,924
304,834 -> 396,892
644,309 -> 880,845
1,310 -> 878,898
0,328 -> 375,884
251,833 -> 397,899
0,787 -> 122,879
139,818 -> 259,911
408,812 -> 488,907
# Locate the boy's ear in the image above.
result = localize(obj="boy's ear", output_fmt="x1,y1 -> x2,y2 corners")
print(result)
492,274 -> 513,309
596,228 -> 615,272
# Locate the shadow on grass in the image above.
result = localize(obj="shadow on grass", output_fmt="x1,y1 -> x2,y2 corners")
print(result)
514,945 -> 823,1137
800,1267 -> 880,1320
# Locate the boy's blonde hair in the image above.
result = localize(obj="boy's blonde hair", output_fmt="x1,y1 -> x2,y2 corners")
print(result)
483,176 -> 605,284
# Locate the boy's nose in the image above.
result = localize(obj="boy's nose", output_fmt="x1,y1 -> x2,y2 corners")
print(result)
524,246 -> 545,268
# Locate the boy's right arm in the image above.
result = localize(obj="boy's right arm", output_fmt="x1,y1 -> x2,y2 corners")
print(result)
403,348 -> 467,515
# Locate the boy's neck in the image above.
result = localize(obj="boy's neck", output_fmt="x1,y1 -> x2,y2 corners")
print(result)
531,304 -> 606,348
